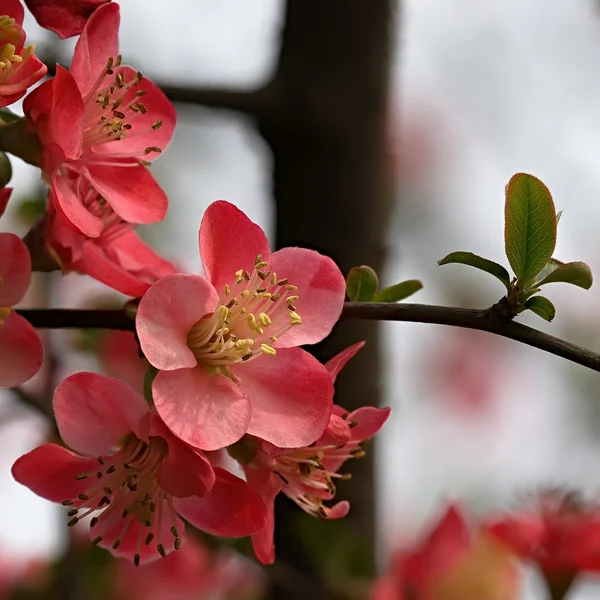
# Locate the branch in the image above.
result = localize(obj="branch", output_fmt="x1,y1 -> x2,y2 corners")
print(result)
17,303 -> 600,372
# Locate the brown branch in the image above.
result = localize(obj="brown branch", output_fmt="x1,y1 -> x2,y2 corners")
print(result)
17,303 -> 600,372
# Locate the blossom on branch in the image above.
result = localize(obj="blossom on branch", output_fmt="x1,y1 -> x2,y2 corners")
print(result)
137,200 -> 346,451
371,505 -> 521,600
0,232 -> 43,387
12,373 -> 267,564
0,0 -> 46,106
24,2 -> 175,237
24,0 -> 109,39
228,342 -> 391,564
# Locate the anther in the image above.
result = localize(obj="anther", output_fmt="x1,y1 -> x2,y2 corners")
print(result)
62,500 -> 74,506
67,509 -> 79,517
78,494 -> 88,501
157,544 -> 166,557
112,540 -> 121,550
107,466 -> 116,474
175,537 -> 182,550
134,554 -> 141,566
170,526 -> 179,537
91,536 -> 102,546
259,313 -> 271,327
67,517 -> 79,527
151,121 -> 163,130
76,473 -> 88,480
97,457 -> 105,465
90,517 -> 99,528
145,533 -> 154,545
260,344 -> 277,356
285,285 -> 298,291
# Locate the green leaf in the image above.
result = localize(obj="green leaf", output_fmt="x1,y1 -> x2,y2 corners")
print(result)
346,265 -> 379,302
438,251 -> 511,290
536,260 -> 593,290
504,173 -> 557,286
373,279 -> 423,302
524,296 -> 556,322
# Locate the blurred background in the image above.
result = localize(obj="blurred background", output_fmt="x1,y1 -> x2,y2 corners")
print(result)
3,0 -> 600,598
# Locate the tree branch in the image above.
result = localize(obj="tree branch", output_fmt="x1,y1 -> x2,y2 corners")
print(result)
17,303 -> 600,372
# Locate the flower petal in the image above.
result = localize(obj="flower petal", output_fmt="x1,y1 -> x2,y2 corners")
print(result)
0,232 -> 31,306
12,443 -> 98,502
4,0 -> 24,24
54,372 -> 149,456
0,312 -> 42,387
318,413 -> 351,446
199,201 -> 271,293
137,274 -> 218,371
24,0 -> 109,38
71,2 -> 119,96
268,247 -> 345,347
153,367 -> 251,451
0,187 -> 11,218
151,416 -> 216,498
174,468 -> 267,537
347,406 -> 391,441
325,341 -> 365,383
85,163 -> 168,226
236,347 -> 334,448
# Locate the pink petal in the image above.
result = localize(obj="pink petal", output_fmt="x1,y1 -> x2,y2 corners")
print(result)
0,55 -> 47,102
268,247 -> 345,347
51,172 -> 104,237
325,341 -> 365,383
0,187 -> 11,218
0,232 -> 31,306
91,69 -> 176,158
237,347 -> 334,448
0,312 -> 42,387
153,366 -> 251,451
324,500 -> 350,519
174,468 -> 267,537
318,413 -> 351,446
94,493 -> 187,564
347,406 -> 391,441
150,416 -> 216,498
73,241 -> 156,297
12,443 -> 98,502
137,274 -> 218,371
199,201 -> 271,294
24,0 -> 109,38
54,372 -> 149,456
46,66 -> 84,161
3,0 -> 24,24
85,163 -> 168,226
71,2 -> 119,97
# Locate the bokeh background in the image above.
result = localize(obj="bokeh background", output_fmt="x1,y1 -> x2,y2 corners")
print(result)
3,0 -> 600,598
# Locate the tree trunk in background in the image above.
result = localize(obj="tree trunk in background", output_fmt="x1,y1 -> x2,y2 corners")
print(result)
259,1 -> 395,597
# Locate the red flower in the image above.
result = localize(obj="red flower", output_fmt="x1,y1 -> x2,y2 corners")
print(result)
0,187 -> 10,217
229,342 -> 390,565
43,198 -> 176,297
24,0 -> 109,39
24,3 -> 176,238
12,373 -> 267,564
371,505 -> 521,600
0,0 -> 46,106
136,201 -> 346,451
0,232 -> 43,387
485,491 -> 600,587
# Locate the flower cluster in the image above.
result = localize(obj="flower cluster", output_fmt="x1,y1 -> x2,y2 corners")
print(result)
0,0 -> 389,572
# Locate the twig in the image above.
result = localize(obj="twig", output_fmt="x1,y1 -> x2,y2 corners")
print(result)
16,303 -> 600,372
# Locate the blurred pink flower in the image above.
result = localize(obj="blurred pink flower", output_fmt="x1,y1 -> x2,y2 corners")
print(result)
0,232 -> 43,387
137,200 -> 345,451
12,373 -> 267,564
24,0 -> 109,38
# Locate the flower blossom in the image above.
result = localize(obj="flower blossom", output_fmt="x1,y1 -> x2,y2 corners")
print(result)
0,0 -> 46,107
136,200 -> 346,451
0,232 -> 43,387
371,505 -> 521,600
229,342 -> 391,564
24,2 -> 176,238
485,490 -> 600,594
12,373 -> 267,564
24,0 -> 109,39
40,197 -> 177,297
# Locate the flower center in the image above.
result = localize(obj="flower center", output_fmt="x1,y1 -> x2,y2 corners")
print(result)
187,254 -> 302,367
0,17 -> 34,84
81,57 -> 164,166
62,435 -> 182,565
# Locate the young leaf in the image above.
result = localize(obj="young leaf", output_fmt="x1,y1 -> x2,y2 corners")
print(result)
504,173 -> 557,286
524,296 -> 556,322
346,265 -> 379,302
438,251 -> 511,291
536,260 -> 593,290
373,279 -> 423,303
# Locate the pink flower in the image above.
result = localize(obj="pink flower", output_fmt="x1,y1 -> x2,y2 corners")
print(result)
23,3 -> 176,238
24,0 -> 109,39
371,505 -> 521,600
229,342 -> 390,565
12,373 -> 267,565
136,201 -> 346,451
42,198 -> 176,297
0,0 -> 46,107
0,232 -> 43,387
